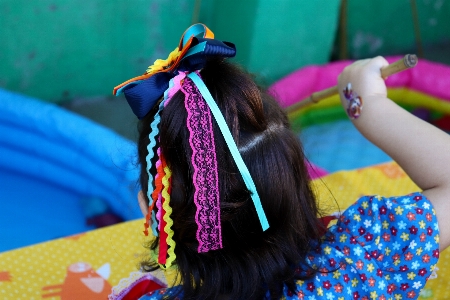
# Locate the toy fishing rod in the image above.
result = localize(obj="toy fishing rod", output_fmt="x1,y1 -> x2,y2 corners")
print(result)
286,54 -> 418,113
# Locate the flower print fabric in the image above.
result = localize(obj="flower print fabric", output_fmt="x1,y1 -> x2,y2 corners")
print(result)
287,192 -> 439,300
136,193 -> 439,299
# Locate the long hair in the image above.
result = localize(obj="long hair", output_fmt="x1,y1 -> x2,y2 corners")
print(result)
137,58 -> 324,299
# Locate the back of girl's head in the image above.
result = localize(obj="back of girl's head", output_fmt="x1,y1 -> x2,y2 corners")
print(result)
137,58 -> 323,299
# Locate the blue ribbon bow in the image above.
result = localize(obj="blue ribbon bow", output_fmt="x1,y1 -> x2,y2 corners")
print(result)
113,24 -> 236,119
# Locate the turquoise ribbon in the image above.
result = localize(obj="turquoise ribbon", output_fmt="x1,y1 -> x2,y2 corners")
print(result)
182,24 -> 207,46
188,72 -> 270,231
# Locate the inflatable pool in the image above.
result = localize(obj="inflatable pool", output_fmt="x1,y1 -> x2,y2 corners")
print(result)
0,89 -> 140,252
270,57 -> 450,172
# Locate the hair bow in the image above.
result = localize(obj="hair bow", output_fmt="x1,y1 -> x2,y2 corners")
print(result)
113,24 -> 269,260
113,23 -> 236,119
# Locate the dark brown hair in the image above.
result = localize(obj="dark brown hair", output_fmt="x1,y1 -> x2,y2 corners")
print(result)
137,58 -> 324,299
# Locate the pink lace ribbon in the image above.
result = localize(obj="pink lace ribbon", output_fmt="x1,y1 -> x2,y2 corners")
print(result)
181,77 -> 222,253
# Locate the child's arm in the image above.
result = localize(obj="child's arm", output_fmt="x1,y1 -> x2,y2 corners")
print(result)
337,56 -> 450,251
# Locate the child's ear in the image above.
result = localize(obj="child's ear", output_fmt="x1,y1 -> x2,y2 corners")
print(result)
137,190 -> 149,217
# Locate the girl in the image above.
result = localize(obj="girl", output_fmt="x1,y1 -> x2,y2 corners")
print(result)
110,24 -> 449,300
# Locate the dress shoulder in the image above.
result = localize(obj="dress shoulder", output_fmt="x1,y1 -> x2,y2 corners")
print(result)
298,192 -> 439,299
333,192 -> 439,269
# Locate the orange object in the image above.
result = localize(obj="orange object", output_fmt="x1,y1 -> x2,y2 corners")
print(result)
41,262 -> 112,299
0,271 -> 12,282
113,24 -> 214,96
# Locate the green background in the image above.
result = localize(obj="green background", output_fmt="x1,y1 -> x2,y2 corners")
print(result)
345,0 -> 450,58
0,0 -> 339,103
0,0 -> 449,104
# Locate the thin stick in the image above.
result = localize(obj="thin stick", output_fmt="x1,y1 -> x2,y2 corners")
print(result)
410,0 -> 425,58
286,54 -> 418,113
338,0 -> 348,60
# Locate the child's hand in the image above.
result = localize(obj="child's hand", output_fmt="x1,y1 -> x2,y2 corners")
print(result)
336,56 -> 450,252
337,56 -> 389,114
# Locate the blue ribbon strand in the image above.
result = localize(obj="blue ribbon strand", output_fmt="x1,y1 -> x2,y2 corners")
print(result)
188,72 -> 270,231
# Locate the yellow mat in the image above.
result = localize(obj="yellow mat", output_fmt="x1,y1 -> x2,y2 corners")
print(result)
0,162 -> 447,299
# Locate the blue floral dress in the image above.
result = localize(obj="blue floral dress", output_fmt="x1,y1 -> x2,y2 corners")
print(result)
137,192 -> 440,300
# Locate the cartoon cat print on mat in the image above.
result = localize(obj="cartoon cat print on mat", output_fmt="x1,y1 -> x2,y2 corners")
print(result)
42,262 -> 112,299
